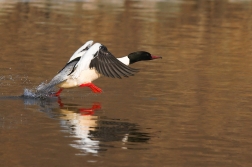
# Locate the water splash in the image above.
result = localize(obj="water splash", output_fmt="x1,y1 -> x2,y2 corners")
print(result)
23,88 -> 37,98
23,82 -> 56,99
0,74 -> 31,86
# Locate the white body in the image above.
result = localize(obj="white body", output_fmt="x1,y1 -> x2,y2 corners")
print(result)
57,40 -> 130,89
57,55 -> 130,89
58,69 -> 101,88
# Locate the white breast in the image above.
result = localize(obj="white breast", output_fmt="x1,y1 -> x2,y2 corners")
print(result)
58,69 -> 101,88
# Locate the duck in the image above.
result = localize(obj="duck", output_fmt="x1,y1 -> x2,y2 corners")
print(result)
36,41 -> 162,96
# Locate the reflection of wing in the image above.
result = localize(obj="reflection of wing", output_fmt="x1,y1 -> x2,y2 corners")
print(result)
37,57 -> 80,93
89,46 -> 139,79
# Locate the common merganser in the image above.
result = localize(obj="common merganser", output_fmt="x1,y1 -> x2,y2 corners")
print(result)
36,42 -> 161,96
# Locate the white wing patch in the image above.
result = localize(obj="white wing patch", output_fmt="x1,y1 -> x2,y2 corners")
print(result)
117,56 -> 130,65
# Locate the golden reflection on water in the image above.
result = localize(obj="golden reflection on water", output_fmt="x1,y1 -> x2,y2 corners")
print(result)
0,0 -> 252,166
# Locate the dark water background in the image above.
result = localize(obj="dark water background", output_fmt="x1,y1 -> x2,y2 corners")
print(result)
1,0 -> 252,166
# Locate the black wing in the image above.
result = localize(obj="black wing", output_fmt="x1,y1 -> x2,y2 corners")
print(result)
89,46 -> 139,79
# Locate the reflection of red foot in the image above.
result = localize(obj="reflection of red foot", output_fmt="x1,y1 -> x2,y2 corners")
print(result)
92,102 -> 101,110
79,83 -> 102,93
54,88 -> 63,96
57,97 -> 64,108
79,103 -> 101,116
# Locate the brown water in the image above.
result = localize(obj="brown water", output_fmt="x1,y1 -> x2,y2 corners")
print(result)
0,0 -> 252,166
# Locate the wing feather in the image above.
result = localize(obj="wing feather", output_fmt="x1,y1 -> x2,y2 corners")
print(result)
100,54 -> 122,78
98,55 -> 114,78
89,46 -> 138,78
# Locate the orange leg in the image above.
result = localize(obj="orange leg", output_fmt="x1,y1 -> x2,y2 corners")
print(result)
57,97 -> 64,107
79,83 -> 102,93
54,88 -> 63,96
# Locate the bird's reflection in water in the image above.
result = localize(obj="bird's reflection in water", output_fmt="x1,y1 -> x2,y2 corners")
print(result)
58,100 -> 101,154
22,96 -> 150,155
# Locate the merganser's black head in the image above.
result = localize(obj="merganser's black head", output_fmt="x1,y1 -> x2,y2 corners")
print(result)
128,51 -> 162,64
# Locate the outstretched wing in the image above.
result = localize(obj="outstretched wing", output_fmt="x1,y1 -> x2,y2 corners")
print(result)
89,46 -> 139,79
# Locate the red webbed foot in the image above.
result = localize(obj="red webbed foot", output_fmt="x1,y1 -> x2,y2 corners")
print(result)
79,83 -> 102,93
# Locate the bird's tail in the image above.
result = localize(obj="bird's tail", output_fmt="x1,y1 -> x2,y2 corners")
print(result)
36,82 -> 56,95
